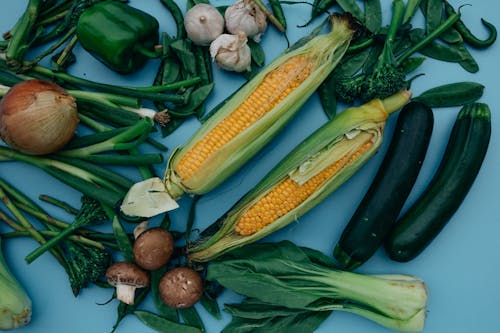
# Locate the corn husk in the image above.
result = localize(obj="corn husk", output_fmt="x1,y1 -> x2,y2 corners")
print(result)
187,91 -> 412,262
121,14 -> 358,218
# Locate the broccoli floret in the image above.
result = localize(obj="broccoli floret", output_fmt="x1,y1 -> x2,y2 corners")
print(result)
335,74 -> 367,104
363,64 -> 407,101
66,241 -> 111,296
334,0 -> 410,104
335,65 -> 406,103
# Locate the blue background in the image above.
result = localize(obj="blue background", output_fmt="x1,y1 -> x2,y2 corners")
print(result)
1,1 -> 499,332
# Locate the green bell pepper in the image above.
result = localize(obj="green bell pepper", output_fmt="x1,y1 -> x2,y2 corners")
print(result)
77,1 -> 160,74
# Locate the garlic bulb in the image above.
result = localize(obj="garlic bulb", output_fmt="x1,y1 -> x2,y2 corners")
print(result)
0,80 -> 78,155
209,33 -> 252,73
184,3 -> 225,46
225,0 -> 267,42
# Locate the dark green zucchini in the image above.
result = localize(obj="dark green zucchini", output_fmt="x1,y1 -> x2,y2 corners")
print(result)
333,101 -> 434,270
385,103 -> 491,262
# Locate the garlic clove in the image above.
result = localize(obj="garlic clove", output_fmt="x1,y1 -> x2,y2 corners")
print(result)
184,3 -> 225,46
225,0 -> 267,42
209,33 -> 252,73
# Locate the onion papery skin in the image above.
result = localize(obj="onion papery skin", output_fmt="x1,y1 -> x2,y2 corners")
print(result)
0,80 -> 79,155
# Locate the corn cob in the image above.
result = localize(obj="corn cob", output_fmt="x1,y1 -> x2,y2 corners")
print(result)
121,14 -> 358,218
187,90 -> 412,262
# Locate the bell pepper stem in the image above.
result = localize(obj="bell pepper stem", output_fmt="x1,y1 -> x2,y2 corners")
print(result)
133,43 -> 162,59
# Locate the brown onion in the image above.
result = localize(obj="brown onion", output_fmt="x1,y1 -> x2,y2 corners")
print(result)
0,79 -> 78,155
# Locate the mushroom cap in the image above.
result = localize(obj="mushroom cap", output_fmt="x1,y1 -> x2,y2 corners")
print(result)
105,262 -> 150,288
158,267 -> 203,309
133,227 -> 174,271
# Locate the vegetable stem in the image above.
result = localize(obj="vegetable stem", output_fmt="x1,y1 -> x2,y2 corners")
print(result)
396,9 -> 462,66
4,0 -> 42,68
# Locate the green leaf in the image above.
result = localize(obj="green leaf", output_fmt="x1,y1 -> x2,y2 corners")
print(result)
248,40 -> 265,67
111,216 -> 133,262
134,310 -> 202,333
179,307 -> 205,332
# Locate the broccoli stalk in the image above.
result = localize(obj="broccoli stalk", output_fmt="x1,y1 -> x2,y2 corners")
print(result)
336,0 -> 406,103
0,179 -> 116,295
24,196 -> 108,264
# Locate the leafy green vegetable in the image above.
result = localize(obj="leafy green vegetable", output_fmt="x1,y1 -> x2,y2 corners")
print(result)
208,241 -> 428,333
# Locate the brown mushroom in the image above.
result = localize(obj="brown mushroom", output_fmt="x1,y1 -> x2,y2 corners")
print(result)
133,227 -> 174,271
105,262 -> 150,305
158,267 -> 203,309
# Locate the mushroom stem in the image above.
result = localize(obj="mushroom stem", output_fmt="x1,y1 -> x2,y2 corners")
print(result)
116,284 -> 137,305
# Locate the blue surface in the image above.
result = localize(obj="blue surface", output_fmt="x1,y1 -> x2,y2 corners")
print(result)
1,1 -> 499,332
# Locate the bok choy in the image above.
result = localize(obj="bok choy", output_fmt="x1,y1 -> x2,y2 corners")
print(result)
207,241 -> 428,333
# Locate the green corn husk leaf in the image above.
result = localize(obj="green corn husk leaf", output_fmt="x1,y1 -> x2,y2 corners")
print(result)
167,14 -> 358,197
120,14 -> 358,218
187,91 -> 411,262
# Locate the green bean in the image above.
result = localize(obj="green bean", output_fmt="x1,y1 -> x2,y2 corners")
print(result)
135,310 -> 201,333
362,43 -> 383,73
184,196 -> 201,243
178,307 -> 205,332
402,0 -> 422,24
364,0 -> 382,34
439,26 -> 463,44
157,32 -> 181,85
161,117 -> 185,137
420,0 -> 443,34
410,28 -> 478,73
398,56 -> 426,74
170,83 -> 214,118
193,46 -> 211,85
111,216 -> 134,262
248,39 -> 265,67
160,0 -> 186,39
346,37 -> 374,53
450,42 -> 479,73
171,39 -> 198,79
317,74 -> 337,120
199,293 -> 221,320
162,60 -> 181,85
337,0 -> 364,22
444,1 -> 497,48
335,49 -> 371,77
408,29 -> 463,62
412,82 -> 484,107
310,0 -> 336,21
269,0 -> 287,30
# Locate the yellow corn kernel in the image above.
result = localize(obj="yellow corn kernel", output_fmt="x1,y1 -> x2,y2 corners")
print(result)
175,55 -> 314,181
235,141 -> 374,236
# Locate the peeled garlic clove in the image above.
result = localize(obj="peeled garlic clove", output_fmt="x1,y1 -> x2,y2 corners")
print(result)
210,33 -> 252,73
184,3 -> 225,46
225,0 -> 267,42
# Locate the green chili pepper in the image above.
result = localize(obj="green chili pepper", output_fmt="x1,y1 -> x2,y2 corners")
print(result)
444,1 -> 497,49
76,1 -> 160,74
